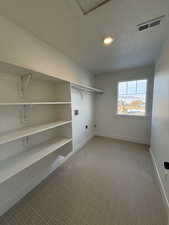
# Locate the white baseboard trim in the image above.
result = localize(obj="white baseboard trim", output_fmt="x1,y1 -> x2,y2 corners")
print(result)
73,135 -> 94,152
95,133 -> 148,145
150,149 -> 169,221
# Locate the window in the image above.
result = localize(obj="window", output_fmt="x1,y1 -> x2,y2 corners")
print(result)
117,79 -> 147,116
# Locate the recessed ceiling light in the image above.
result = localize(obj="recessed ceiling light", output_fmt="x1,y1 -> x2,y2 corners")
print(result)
103,36 -> 114,46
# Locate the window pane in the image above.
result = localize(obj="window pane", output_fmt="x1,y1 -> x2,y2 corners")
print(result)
137,80 -> 147,94
127,81 -> 136,94
119,82 -> 127,95
117,80 -> 147,116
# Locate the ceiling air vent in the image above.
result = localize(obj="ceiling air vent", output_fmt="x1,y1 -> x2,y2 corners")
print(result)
139,24 -> 149,31
137,15 -> 165,31
150,20 -> 161,27
75,0 -> 112,15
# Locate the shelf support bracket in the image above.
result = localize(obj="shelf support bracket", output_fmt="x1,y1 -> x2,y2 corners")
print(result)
19,73 -> 32,98
22,136 -> 29,147
20,104 -> 32,124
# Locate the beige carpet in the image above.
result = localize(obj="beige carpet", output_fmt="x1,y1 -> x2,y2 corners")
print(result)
0,137 -> 167,225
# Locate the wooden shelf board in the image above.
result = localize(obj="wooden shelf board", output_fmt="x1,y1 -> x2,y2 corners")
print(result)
0,120 -> 72,145
0,137 -> 72,184
0,102 -> 72,106
71,83 -> 104,94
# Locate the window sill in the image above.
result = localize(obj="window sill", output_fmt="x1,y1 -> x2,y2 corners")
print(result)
115,113 -> 150,120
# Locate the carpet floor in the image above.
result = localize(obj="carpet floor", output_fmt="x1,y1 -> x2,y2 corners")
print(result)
0,137 -> 167,225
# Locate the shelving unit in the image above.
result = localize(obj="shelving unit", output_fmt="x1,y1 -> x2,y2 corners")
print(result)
0,137 -> 72,184
0,60 -> 103,185
0,61 -> 73,184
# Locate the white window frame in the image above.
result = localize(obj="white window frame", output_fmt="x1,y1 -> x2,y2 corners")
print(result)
116,79 -> 148,117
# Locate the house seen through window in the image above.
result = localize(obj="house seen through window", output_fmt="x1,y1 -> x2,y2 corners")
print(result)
117,79 -> 147,116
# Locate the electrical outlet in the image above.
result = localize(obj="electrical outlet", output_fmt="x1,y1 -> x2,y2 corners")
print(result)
74,110 -> 79,116
164,162 -> 169,182
164,162 -> 169,170
85,125 -> 88,129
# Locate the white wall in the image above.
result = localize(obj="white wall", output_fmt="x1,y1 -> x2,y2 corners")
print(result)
95,65 -> 154,144
0,16 -> 95,216
150,32 -> 169,219
0,16 -> 94,86
71,88 -> 96,152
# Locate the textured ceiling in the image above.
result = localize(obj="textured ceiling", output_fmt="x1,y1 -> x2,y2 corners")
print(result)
0,0 -> 169,74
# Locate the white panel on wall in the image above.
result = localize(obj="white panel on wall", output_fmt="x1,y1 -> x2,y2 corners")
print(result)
71,88 -> 95,151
